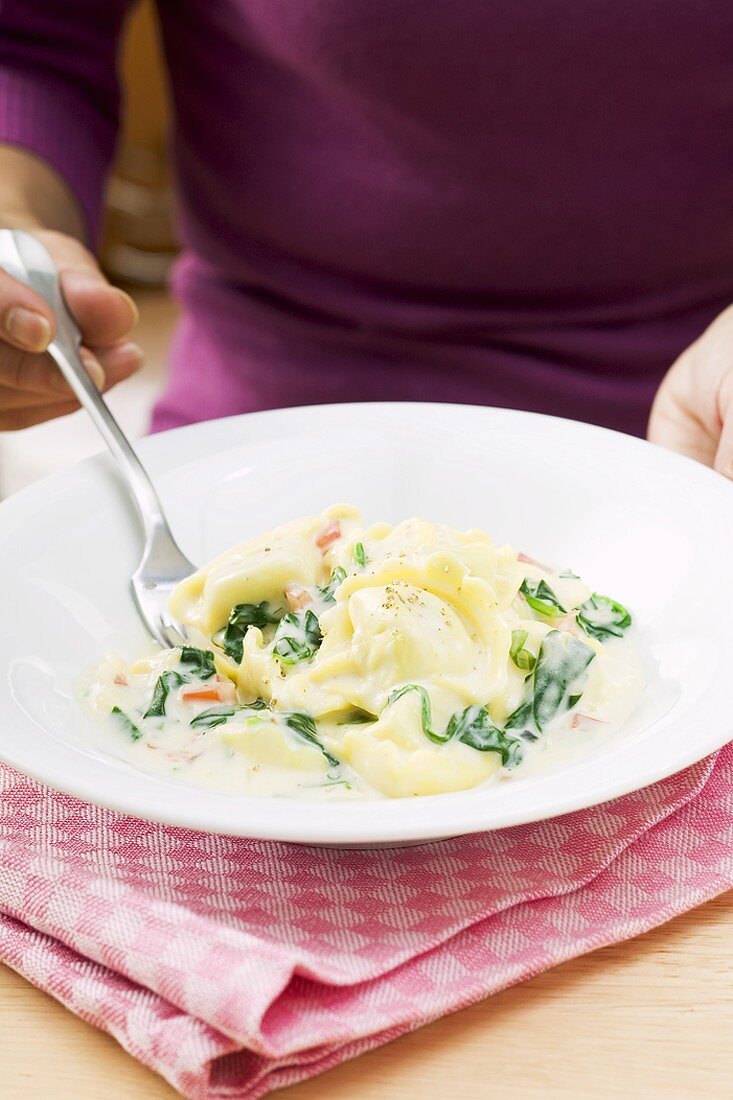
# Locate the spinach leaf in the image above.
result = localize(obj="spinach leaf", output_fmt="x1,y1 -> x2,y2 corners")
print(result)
319,566 -> 347,604
191,706 -> 239,730
387,686 -> 523,765
214,602 -> 281,664
179,646 -> 216,680
284,712 -> 340,768
111,706 -> 141,741
504,698 -> 535,731
577,593 -> 632,641
387,684 -> 449,744
337,709 -> 377,725
510,628 -> 536,672
191,698 -> 270,730
533,632 -> 595,729
143,670 -> 185,719
520,578 -> 566,618
353,542 -> 366,568
273,609 -> 323,665
506,630 -> 595,734
446,704 -> 523,767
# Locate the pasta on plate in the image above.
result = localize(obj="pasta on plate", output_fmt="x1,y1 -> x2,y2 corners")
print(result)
81,505 -> 645,799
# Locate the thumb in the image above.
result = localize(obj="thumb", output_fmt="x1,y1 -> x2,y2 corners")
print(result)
0,266 -> 55,354
648,344 -> 719,468
713,372 -> 733,480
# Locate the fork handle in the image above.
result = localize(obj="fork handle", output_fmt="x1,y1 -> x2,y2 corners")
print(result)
0,229 -> 189,574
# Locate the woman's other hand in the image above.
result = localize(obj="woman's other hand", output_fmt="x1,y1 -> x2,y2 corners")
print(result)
649,304 -> 733,480
0,228 -> 143,430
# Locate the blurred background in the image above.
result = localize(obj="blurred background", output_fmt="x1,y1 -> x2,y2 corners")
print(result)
0,0 -> 177,496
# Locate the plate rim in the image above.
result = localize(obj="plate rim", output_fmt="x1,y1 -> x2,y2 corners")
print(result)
1,400 -> 732,845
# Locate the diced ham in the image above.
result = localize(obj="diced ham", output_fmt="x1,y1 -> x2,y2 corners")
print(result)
518,550 -> 553,572
215,676 -> 237,703
182,678 -> 236,704
284,583 -> 312,611
555,612 -> 580,636
181,688 -> 221,703
113,674 -> 128,686
165,748 -> 204,764
316,520 -> 341,551
571,713 -> 607,731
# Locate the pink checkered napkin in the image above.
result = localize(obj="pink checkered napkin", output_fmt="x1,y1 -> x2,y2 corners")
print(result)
2,749 -> 733,1100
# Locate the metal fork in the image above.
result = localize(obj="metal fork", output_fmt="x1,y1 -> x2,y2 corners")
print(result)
0,229 -> 195,648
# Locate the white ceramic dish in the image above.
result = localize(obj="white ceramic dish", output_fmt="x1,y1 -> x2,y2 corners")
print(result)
1,402 -> 731,846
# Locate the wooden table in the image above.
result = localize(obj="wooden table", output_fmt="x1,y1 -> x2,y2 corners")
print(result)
2,890 -> 731,1098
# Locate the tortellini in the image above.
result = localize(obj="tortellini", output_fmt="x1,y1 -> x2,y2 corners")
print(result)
85,506 -> 645,799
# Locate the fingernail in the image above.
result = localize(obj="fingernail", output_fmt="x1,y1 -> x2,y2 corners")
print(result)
4,307 -> 52,352
79,351 -> 106,391
116,341 -> 144,368
113,288 -> 140,327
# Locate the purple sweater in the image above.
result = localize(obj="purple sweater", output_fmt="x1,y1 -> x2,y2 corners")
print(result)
2,2 -> 733,436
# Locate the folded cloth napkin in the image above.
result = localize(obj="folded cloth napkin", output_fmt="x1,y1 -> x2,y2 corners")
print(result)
2,747 -> 733,1099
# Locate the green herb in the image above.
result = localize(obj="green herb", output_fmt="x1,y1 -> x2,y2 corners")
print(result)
533,632 -> 595,728
284,712 -> 340,768
387,685 -> 523,766
273,609 -> 323,665
302,778 -> 353,791
179,646 -> 217,680
504,698 -> 535,731
387,684 -> 448,743
520,578 -> 566,618
319,566 -> 347,604
353,542 -> 366,568
190,706 -> 239,730
505,630 -> 595,734
446,705 -> 523,767
214,601 -> 281,664
111,706 -> 141,741
337,709 -> 377,725
389,633 -> 593,764
559,569 -> 580,580
576,593 -> 632,641
510,629 -> 536,672
191,698 -> 271,729
143,670 -> 185,719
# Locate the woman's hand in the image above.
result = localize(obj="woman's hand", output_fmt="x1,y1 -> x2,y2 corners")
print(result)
0,228 -> 142,430
649,304 -> 733,480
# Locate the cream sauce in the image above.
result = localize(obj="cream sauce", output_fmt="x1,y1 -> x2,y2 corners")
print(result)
80,507 -> 646,800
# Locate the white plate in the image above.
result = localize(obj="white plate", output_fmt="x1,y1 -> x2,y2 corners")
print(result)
1,402 -> 731,846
